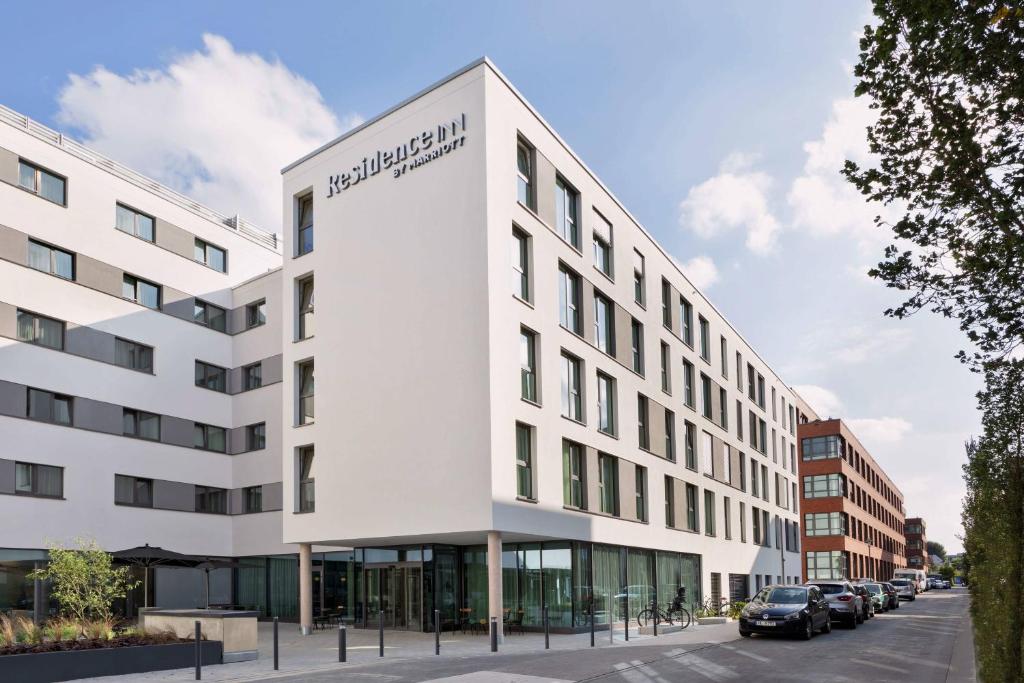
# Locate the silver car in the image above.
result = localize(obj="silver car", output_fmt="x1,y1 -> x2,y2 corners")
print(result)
805,580 -> 863,628
890,578 -> 916,601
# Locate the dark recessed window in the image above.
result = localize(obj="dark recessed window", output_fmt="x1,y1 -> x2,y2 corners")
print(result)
123,408 -> 160,441
194,423 -> 226,452
27,388 -> 72,425
19,160 -> 66,205
195,360 -> 227,393
115,203 -> 155,242
195,486 -> 227,514
114,475 -> 152,507
122,274 -> 161,309
246,422 -> 266,451
194,238 -> 226,273
193,300 -> 226,332
246,300 -> 266,328
297,195 -> 314,256
244,363 -> 263,391
27,239 -> 74,280
16,310 -> 64,351
15,462 -> 63,498
114,338 -> 153,373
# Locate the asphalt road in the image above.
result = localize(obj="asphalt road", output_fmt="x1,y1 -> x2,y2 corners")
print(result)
261,589 -> 974,682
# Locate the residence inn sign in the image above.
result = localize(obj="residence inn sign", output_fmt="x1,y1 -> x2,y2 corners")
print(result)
327,113 -> 467,197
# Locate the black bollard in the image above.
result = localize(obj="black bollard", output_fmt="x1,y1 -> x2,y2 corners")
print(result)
590,608 -> 595,647
624,609 -> 629,642
339,623 -> 346,663
653,600 -> 658,637
194,620 -> 201,681
543,606 -> 549,650
378,610 -> 384,657
490,616 -> 497,652
435,609 -> 440,655
273,617 -> 279,670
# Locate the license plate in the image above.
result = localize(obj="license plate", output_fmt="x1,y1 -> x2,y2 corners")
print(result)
754,620 -> 775,627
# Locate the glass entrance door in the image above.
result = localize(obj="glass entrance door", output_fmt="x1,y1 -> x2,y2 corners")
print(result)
364,564 -> 422,630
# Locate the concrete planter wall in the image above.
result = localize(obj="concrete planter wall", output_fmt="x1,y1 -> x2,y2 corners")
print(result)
0,640 -> 223,683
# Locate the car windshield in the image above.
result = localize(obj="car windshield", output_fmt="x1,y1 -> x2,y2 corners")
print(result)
891,580 -> 910,586
756,588 -> 806,604
865,583 -> 883,594
816,584 -> 845,595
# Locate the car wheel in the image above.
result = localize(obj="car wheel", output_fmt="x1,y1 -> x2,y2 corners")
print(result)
802,618 -> 813,640
822,617 -> 832,634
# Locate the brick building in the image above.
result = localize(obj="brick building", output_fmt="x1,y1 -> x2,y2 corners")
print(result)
905,517 -> 928,572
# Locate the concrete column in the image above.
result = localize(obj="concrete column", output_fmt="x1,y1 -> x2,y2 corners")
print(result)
487,531 -> 504,643
299,543 -> 313,635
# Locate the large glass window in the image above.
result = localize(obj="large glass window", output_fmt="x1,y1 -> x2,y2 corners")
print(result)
195,360 -> 227,392
637,394 -> 649,449
665,476 -> 675,527
594,293 -> 614,354
560,352 -> 583,422
558,264 -> 581,334
685,484 -> 699,531
247,300 -> 267,328
665,408 -> 676,461
298,276 -> 314,339
698,316 -> 710,361
195,486 -> 227,514
700,374 -> 713,419
520,328 -> 537,402
704,490 -> 716,536
298,361 -> 315,425
594,234 -> 612,278
597,371 -> 616,435
115,338 -> 153,373
27,388 -> 71,425
633,250 -> 645,305
194,238 -> 226,272
115,203 -> 154,241
516,422 -> 533,500
512,227 -> 530,300
297,195 -> 314,255
114,475 -> 152,507
16,310 -> 64,350
684,420 -> 696,470
683,360 -> 695,408
28,240 -> 74,279
244,363 -> 262,391
194,423 -> 226,452
562,440 -> 585,509
19,160 -> 66,205
804,512 -> 847,537
661,279 -> 672,327
555,176 -> 579,248
660,342 -> 671,393
15,462 -> 62,498
806,551 -> 848,581
244,486 -> 263,513
193,300 -> 226,332
516,140 -> 534,208
635,465 -> 647,522
598,453 -> 618,515
298,446 -> 315,512
804,473 -> 845,498
122,274 -> 161,309
720,336 -> 728,378
680,297 -> 693,346
123,408 -> 160,441
247,422 -> 266,450
802,435 -> 843,460
631,319 -> 644,374
542,543 -> 573,627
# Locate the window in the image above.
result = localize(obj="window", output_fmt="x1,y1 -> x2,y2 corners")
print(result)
633,250 -> 645,305
747,363 -> 756,401
702,431 -> 714,476
194,423 -> 226,452
520,328 -> 538,402
704,490 -> 716,536
665,408 -> 676,461
516,139 -> 534,208
739,452 -> 747,491
806,551 -> 848,581
297,194 -> 314,255
685,484 -> 699,532
555,176 -> 580,248
802,435 -> 843,460
513,227 -> 530,300
16,310 -> 63,350
563,440 -> 586,509
720,336 -> 728,378
771,387 -> 777,420
560,352 -> 583,422
195,486 -> 227,514
194,238 -> 226,272
122,274 -> 161,310
763,510 -> 770,545
593,233 -> 612,278
298,360 -> 315,425
719,388 -> 729,430
637,394 -> 650,449
247,422 -> 266,450
19,159 -> 66,205
752,506 -> 762,544
635,465 -> 647,522
123,408 -> 160,441
597,372 -> 616,435
115,204 -> 154,241
246,300 -> 266,328
700,374 -> 712,419
736,400 -> 744,440
195,361 -> 227,393
15,462 -> 62,498
757,375 -> 766,409
244,363 -> 262,391
631,319 -> 644,374
193,300 -> 226,332
516,422 -> 534,499
684,421 -> 697,470
115,338 -> 153,373
298,276 -> 314,339
598,453 -> 618,515
740,501 -> 747,542
298,446 -> 315,512
28,240 -> 74,279
115,475 -> 152,507
683,360 -> 695,408
751,459 -> 759,497
244,486 -> 263,514
736,351 -> 743,391
594,293 -> 615,354
660,342 -> 671,393
724,444 -> 732,483
805,512 -> 847,537
789,405 -> 796,435
680,297 -> 694,346
27,388 -> 71,425
661,279 -> 672,327
761,465 -> 769,502
698,316 -> 710,362
759,419 -> 768,454
665,476 -> 675,527
558,264 -> 582,334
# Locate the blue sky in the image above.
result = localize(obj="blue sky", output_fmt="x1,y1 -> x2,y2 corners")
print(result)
0,1 -> 978,552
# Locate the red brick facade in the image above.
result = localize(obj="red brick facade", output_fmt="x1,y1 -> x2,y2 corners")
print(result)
905,517 -> 928,572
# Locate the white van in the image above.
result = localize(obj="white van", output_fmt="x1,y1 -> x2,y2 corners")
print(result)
893,568 -> 927,593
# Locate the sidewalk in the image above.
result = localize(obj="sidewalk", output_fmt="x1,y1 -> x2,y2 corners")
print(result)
79,619 -> 743,682
945,594 -> 978,683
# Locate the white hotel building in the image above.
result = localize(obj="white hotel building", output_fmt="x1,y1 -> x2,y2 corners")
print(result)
1,58 -> 803,633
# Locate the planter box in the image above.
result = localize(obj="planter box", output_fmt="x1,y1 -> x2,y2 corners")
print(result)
0,640 -> 223,683
695,616 -> 730,625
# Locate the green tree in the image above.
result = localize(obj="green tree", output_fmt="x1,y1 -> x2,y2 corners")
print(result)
939,564 -> 956,583
28,538 -> 138,622
927,541 -> 947,561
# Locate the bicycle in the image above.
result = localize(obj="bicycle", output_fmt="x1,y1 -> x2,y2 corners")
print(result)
636,601 -> 692,630
700,597 -> 742,618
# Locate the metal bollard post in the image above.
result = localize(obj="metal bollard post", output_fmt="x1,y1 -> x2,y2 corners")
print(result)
435,609 -> 440,655
272,617 -> 279,670
624,609 -> 629,642
543,606 -> 549,650
653,600 -> 658,637
590,608 -> 595,647
378,610 -> 384,657
339,623 -> 346,663
194,620 -> 201,681
609,595 -> 614,644
490,616 -> 498,652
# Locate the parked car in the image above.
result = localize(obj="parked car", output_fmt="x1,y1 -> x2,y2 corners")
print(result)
894,568 -> 927,592
881,582 -> 900,610
890,578 -> 917,601
927,578 -> 943,590
739,585 -> 831,640
941,579 -> 952,589
851,584 -> 875,620
862,583 -> 888,613
805,580 -> 863,627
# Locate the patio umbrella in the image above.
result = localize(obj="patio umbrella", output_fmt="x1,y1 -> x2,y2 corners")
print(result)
111,544 -> 202,608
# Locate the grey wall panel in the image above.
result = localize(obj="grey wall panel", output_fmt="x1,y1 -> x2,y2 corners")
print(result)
649,401 -> 666,459
613,304 -> 633,369
227,367 -> 243,395
0,147 -> 19,186
228,488 -> 243,515
580,278 -> 595,345
154,219 -> 195,261
0,302 -> 15,338
0,380 -> 26,418
534,150 -> 556,228
261,482 -> 282,511
227,306 -> 247,335
162,287 -> 193,321
669,284 -> 683,338
261,354 -> 283,385
0,458 -> 15,495
76,255 -> 123,298
585,446 -> 599,513
153,479 -> 195,512
65,323 -> 115,364
73,397 -> 121,435
712,435 -> 725,484
161,416 -> 195,449
0,224 -> 28,265
227,426 -> 246,455
619,459 -> 637,522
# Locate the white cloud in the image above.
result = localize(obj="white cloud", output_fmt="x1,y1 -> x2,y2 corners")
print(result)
55,34 -> 359,232
678,153 -> 781,254
678,255 -> 719,290
848,417 -> 913,445
793,384 -> 844,418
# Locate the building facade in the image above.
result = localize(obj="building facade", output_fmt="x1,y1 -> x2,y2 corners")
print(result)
280,58 -> 804,634
797,418 -> 907,582
905,517 -> 928,571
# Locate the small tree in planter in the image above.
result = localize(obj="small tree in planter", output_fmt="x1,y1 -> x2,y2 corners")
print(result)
28,538 -> 138,626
